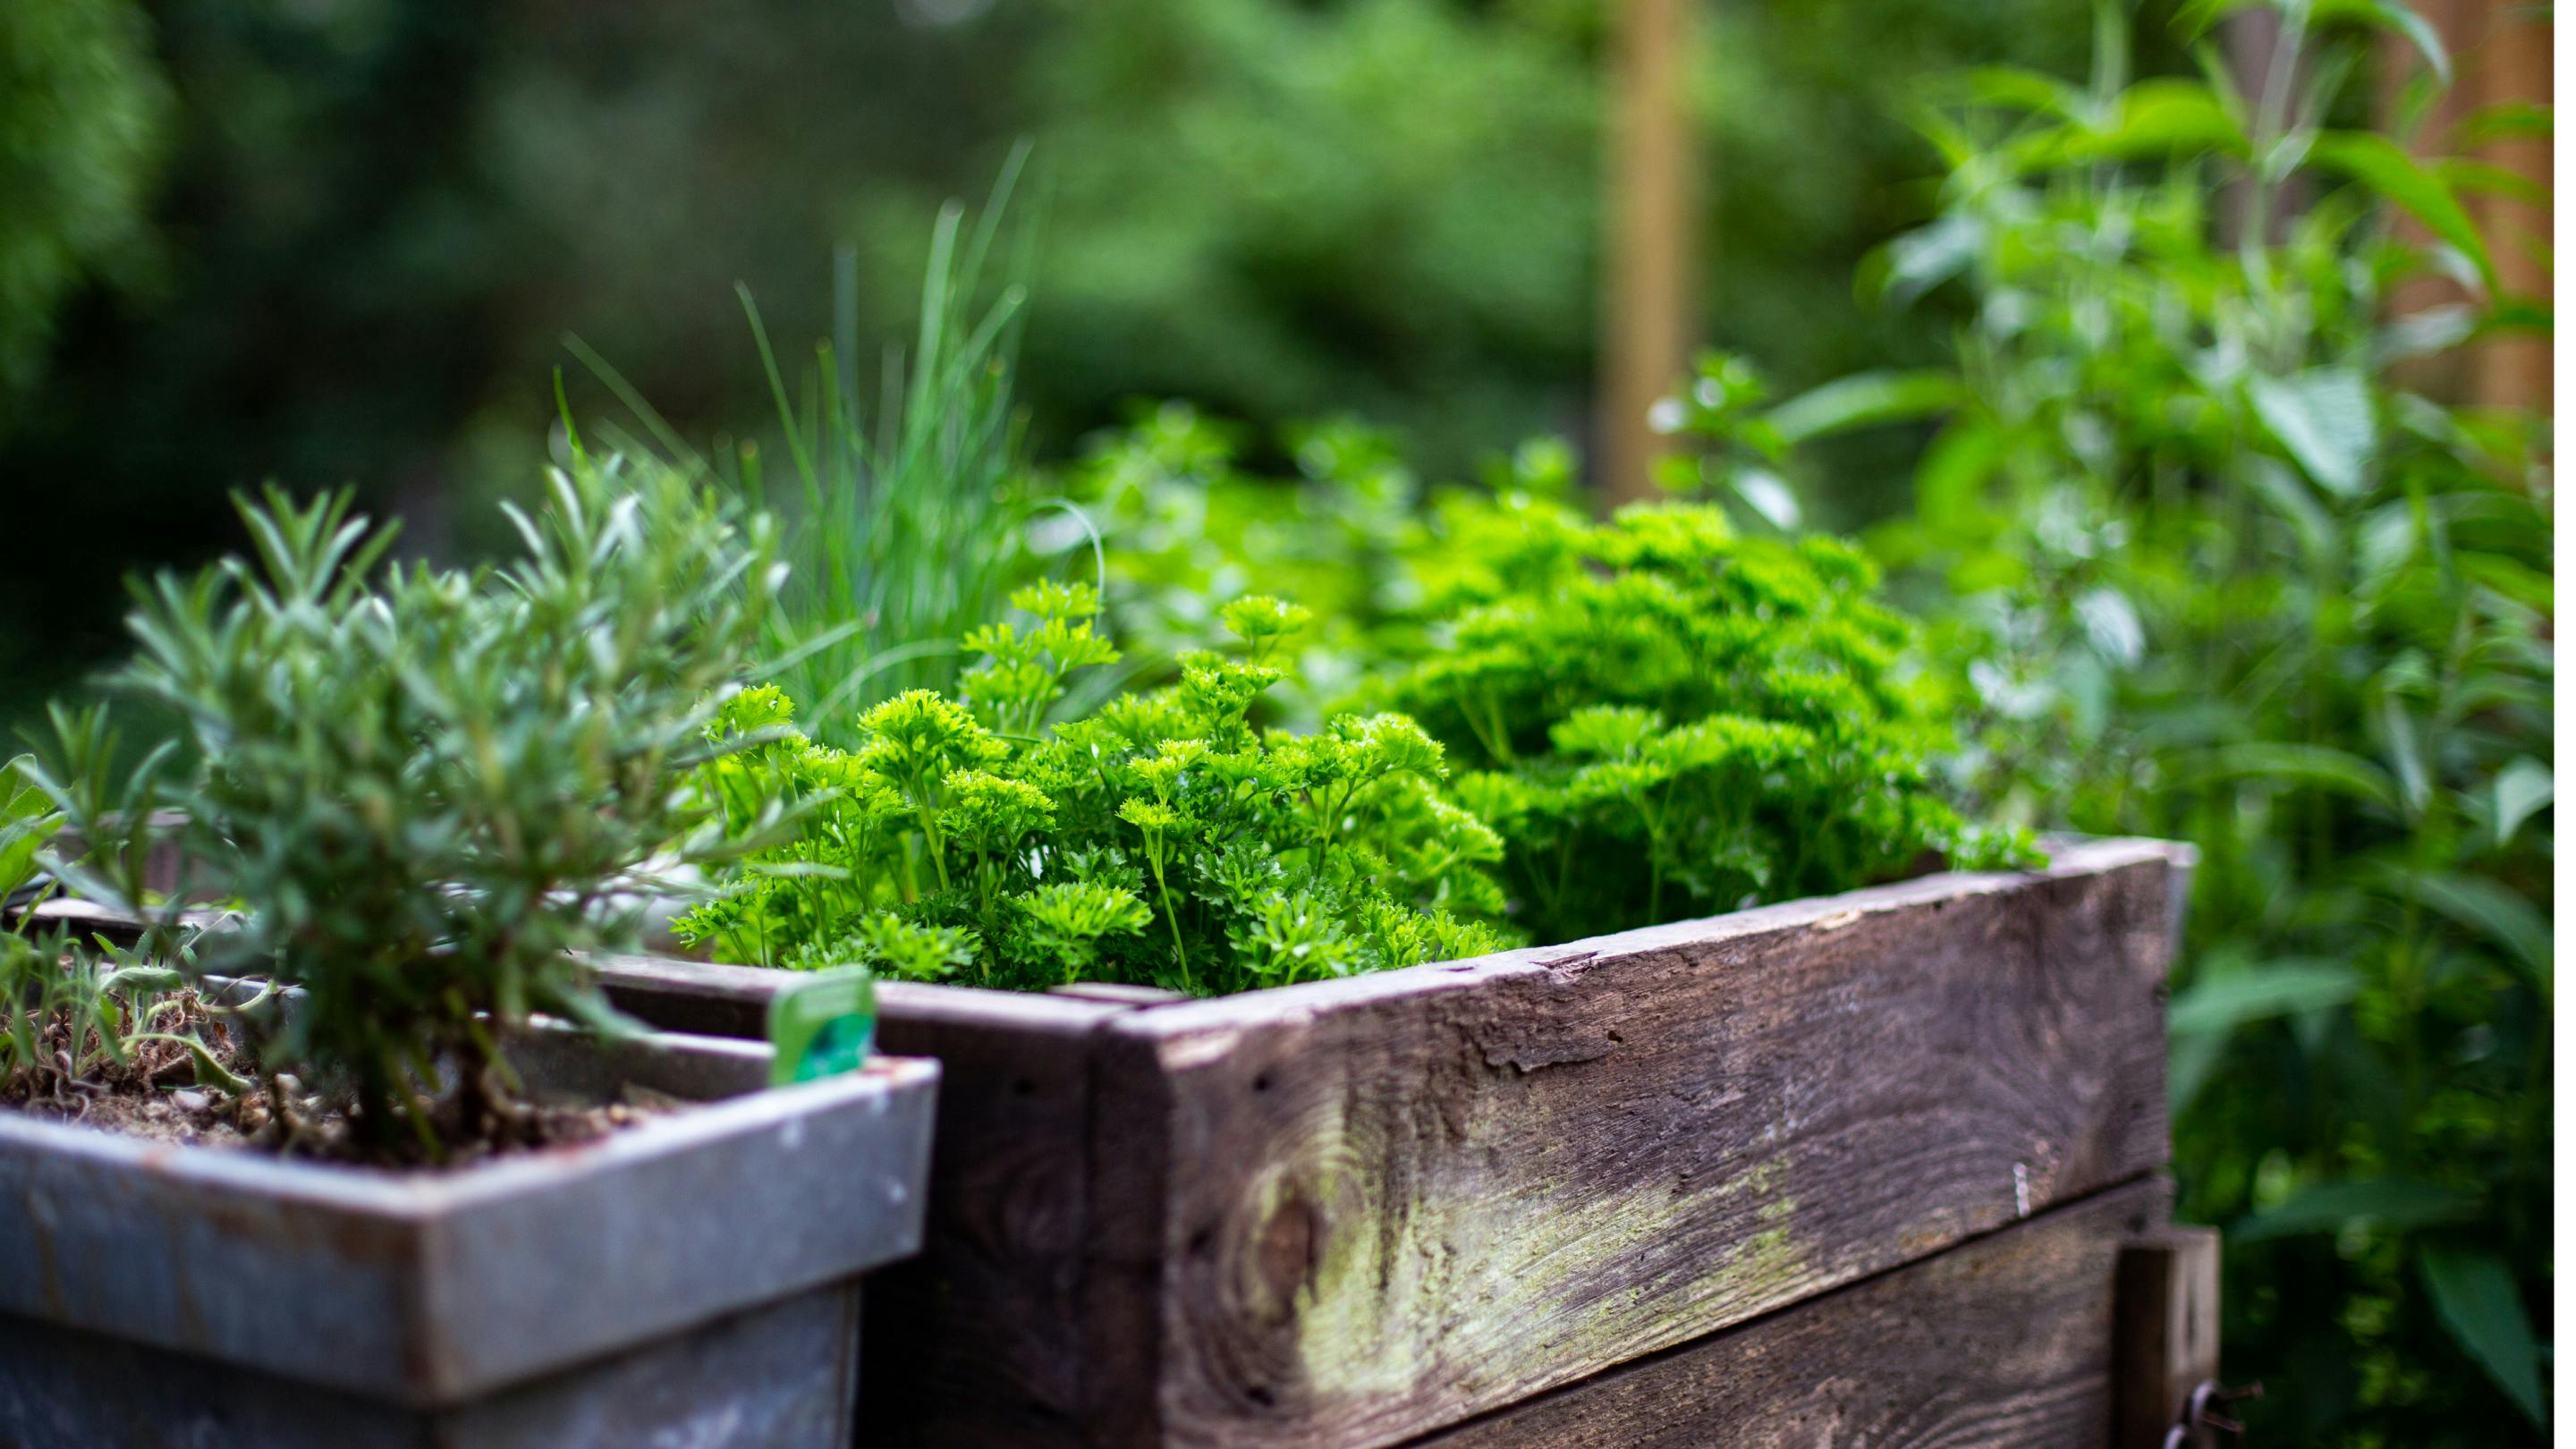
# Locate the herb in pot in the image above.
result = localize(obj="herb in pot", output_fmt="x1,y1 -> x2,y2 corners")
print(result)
21,455 -> 790,1163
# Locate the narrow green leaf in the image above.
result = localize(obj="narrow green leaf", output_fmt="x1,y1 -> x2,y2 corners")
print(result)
2313,0 -> 2451,84
2168,959 -> 2361,1036
1729,468 -> 1801,530
1767,370 -> 1963,445
2453,102 -> 2554,150
2419,1247 -> 2547,1427
2059,77 -> 2253,161
2233,1178 -> 2482,1241
2173,0 -> 2254,40
2236,455 -> 2333,559
2375,304 -> 2480,364
2378,694 -> 2429,816
1946,65 -> 2094,120
1874,213 -> 1982,306
2377,868 -> 2552,979
2198,742 -> 2402,811
2308,130 -> 2499,291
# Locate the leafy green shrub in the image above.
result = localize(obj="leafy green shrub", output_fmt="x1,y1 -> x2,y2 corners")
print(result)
1705,4 -> 2554,1437
677,585 -> 1512,995
26,457 -> 786,1161
1372,474 -> 2034,947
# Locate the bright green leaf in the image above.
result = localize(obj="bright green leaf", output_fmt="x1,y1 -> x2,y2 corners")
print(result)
2494,758 -> 2552,845
2250,368 -> 2376,496
1730,468 -> 1801,530
1874,213 -> 1982,306
1952,65 -> 2093,118
1767,370 -> 1964,445
2065,77 -> 2253,161
2308,130 -> 2499,291
2453,102 -> 2554,150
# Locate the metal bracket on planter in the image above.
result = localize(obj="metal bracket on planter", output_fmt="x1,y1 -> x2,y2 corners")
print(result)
2162,1379 -> 2264,1447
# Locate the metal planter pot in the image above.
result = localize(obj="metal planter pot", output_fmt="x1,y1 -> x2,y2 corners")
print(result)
0,1028 -> 938,1449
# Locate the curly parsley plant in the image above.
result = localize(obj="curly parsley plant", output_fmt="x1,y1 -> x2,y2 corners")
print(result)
1377,485 -> 2036,945
676,585 -> 1513,994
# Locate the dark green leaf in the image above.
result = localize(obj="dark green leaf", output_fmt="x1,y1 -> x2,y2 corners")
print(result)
2312,0 -> 2451,84
2233,1179 -> 2482,1241
2375,868 -> 2551,979
2419,1247 -> 2547,1427
2196,743 -> 2401,812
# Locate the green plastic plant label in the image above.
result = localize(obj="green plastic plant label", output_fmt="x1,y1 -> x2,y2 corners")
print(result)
766,966 -> 877,1087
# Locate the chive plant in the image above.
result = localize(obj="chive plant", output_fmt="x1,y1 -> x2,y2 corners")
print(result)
573,148 -> 1056,744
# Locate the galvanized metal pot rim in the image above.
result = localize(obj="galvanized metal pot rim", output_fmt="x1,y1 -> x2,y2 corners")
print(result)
0,1030 -> 939,1406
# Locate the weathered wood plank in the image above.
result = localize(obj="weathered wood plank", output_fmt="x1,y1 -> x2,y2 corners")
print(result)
1402,1177 -> 2175,1449
1100,838 -> 2182,1449
855,986 -> 1140,1448
2114,1227 -> 2223,1449
590,950 -> 780,1038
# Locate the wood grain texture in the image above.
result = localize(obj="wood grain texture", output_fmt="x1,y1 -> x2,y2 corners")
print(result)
857,986 -> 1139,1448
1094,839 -> 2182,1449
582,837 -> 2189,1449
1403,1177 -> 2175,1449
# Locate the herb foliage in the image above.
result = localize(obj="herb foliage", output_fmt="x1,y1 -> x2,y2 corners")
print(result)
1372,471 -> 2035,946
22,456 -> 790,1161
1699,3 -> 2555,1436
677,586 -> 1513,995
576,156 -> 1050,743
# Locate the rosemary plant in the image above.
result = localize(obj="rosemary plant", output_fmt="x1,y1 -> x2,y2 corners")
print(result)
26,455 -> 790,1161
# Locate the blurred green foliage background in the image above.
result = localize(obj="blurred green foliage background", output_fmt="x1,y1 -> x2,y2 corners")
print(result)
0,0 -> 2113,721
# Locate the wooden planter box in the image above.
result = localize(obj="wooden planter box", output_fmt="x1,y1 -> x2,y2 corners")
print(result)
0,1026 -> 940,1449
589,836 -> 2210,1449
